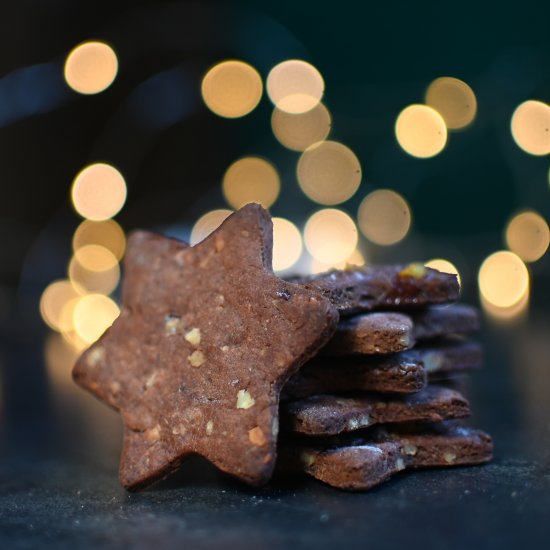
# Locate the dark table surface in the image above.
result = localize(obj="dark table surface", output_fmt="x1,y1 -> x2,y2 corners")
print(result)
1,299 -> 549,549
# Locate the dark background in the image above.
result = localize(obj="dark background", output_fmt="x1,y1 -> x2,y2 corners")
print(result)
0,1 -> 549,548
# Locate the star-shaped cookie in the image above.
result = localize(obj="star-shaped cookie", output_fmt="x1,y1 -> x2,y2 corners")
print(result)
73,204 -> 338,490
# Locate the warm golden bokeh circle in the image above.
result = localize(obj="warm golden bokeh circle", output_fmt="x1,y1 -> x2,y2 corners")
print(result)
425,258 -> 461,286
272,217 -> 303,271
271,103 -> 331,151
511,100 -> 550,156
478,251 -> 529,308
310,248 -> 365,274
73,294 -> 120,344
201,60 -> 263,118
266,60 -> 324,114
425,77 -> 477,129
297,141 -> 361,205
222,157 -> 280,210
190,209 -> 233,245
64,41 -> 118,94
71,163 -> 127,221
68,255 -> 120,295
304,209 -> 358,264
39,280 -> 81,332
395,104 -> 448,158
357,189 -> 411,245
73,219 -> 126,261
505,210 -> 550,263
73,245 -> 119,272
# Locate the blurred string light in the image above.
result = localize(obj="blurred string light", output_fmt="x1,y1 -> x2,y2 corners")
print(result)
222,157 -> 280,209
201,60 -> 263,118
271,102 -> 331,151
478,251 -> 529,321
505,210 -> 549,262
72,294 -> 120,344
40,280 -> 80,332
68,255 -> 120,295
310,248 -> 365,274
425,258 -> 461,287
267,60 -> 324,114
73,245 -> 118,272
511,100 -> 550,156
64,41 -> 118,95
357,189 -> 411,245
71,163 -> 127,221
272,217 -> 303,271
425,77 -> 477,130
73,220 -> 126,261
190,209 -> 233,245
297,141 -> 361,205
304,209 -> 358,264
395,104 -> 447,158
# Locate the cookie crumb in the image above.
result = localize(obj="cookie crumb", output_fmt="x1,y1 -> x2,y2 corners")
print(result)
248,426 -> 266,446
145,372 -> 157,389
188,350 -> 206,367
206,420 -> 214,435
184,327 -> 201,347
399,263 -> 426,279
444,452 -> 456,464
396,457 -> 405,471
87,347 -> 105,367
145,425 -> 161,443
301,452 -> 316,467
403,444 -> 418,456
165,315 -> 182,335
236,389 -> 255,409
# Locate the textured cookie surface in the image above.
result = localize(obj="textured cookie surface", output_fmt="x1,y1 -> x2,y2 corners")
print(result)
282,385 -> 470,436
281,424 -> 493,490
291,264 -> 460,315
73,204 -> 338,490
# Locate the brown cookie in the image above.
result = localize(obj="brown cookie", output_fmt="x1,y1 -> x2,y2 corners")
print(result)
290,263 -> 460,316
284,339 -> 482,399
73,204 -> 338,490
324,304 -> 479,356
282,385 -> 470,436
280,424 -> 493,490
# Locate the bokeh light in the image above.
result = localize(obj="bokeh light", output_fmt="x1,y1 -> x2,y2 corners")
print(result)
425,258 -> 461,287
425,77 -> 477,130
71,163 -> 127,221
511,100 -> 550,156
304,209 -> 358,264
266,60 -> 324,114
357,189 -> 411,245
73,220 -> 126,261
40,280 -> 80,332
68,255 -> 120,295
73,245 -> 118,272
395,104 -> 447,158
271,103 -> 331,151
64,41 -> 118,95
481,291 -> 529,321
272,217 -> 303,272
201,60 -> 263,118
73,294 -> 120,344
478,251 -> 529,308
190,209 -> 233,245
297,141 -> 361,205
222,157 -> 280,209
505,210 -> 550,263
310,248 -> 365,274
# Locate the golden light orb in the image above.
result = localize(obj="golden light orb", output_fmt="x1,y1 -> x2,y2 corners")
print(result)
511,100 -> 550,156
73,294 -> 120,344
201,60 -> 263,118
505,210 -> 549,263
297,141 -> 361,205
64,41 -> 118,94
272,217 -> 303,272
478,251 -> 529,308
71,163 -> 127,221
190,209 -> 233,245
39,280 -> 80,332
73,219 -> 126,261
425,77 -> 477,130
266,60 -> 324,114
271,103 -> 331,152
395,104 -> 447,158
222,157 -> 280,210
357,189 -> 411,245
304,209 -> 358,264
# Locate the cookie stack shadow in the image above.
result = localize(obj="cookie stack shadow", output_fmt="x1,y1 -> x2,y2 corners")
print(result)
280,265 -> 493,490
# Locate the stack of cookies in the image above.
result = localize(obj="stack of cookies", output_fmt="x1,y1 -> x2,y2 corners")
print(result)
279,266 -> 493,490
72,204 -> 491,492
